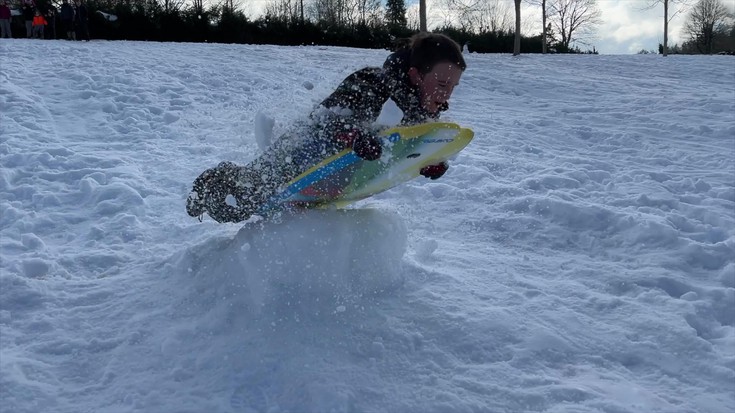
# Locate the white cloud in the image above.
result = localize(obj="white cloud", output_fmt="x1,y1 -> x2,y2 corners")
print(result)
416,0 -> 691,54
230,0 -> 716,54
596,0 -> 690,53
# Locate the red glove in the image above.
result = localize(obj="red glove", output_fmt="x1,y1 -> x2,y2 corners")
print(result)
420,162 -> 449,180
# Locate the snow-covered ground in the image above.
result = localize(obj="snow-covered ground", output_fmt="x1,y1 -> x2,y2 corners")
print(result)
1,39 -> 733,413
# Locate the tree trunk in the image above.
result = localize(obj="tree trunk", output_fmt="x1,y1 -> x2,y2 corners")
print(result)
663,0 -> 669,56
542,0 -> 547,54
513,0 -> 521,55
420,0 -> 427,32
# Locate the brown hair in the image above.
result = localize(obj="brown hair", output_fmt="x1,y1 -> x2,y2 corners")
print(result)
408,33 -> 466,75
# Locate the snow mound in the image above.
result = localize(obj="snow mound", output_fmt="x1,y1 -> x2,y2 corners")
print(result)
173,209 -> 408,315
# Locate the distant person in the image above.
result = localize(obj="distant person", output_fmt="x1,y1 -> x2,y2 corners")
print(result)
31,8 -> 45,38
44,5 -> 56,39
74,0 -> 88,41
59,0 -> 74,40
22,1 -> 34,38
187,32 -> 466,223
0,0 -> 11,38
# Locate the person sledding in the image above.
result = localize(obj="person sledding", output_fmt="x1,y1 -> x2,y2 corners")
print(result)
187,32 -> 467,223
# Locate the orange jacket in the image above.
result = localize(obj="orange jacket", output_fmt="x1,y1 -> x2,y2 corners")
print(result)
32,15 -> 47,26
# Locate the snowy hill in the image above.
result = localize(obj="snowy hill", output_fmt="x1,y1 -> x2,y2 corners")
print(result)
1,40 -> 734,412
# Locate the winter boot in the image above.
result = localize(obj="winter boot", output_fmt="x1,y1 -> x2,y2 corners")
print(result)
186,161 -> 257,223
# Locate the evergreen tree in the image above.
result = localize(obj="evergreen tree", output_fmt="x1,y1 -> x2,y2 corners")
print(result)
385,0 -> 407,30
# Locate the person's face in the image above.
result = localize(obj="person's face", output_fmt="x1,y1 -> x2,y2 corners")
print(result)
409,62 -> 463,115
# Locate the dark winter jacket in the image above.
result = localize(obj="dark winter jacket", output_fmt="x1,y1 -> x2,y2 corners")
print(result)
60,3 -> 73,21
314,47 -> 445,140
22,4 -> 33,20
75,4 -> 87,22
0,5 -> 11,19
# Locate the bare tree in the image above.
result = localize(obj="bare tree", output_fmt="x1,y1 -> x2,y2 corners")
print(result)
310,0 -> 345,26
643,0 -> 689,56
406,5 -> 421,30
357,0 -> 382,25
527,0 -> 551,52
191,0 -> 205,14
547,0 -> 602,51
419,0 -> 427,31
265,0 -> 301,22
541,0 -> 547,53
439,0 -> 513,33
683,0 -> 732,53
308,0 -> 382,27
513,0 -> 521,55
160,0 -> 186,13
221,0 -> 237,13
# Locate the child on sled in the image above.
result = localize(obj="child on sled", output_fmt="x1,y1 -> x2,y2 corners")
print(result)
187,32 -> 467,223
